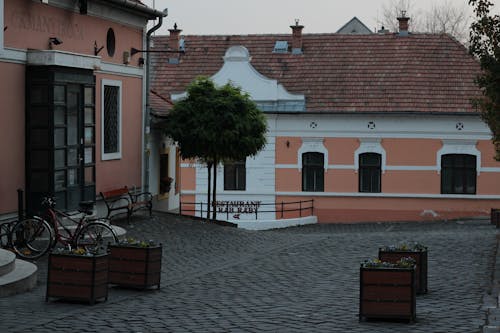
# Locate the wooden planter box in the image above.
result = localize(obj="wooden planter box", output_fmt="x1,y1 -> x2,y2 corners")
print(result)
359,265 -> 416,323
108,244 -> 162,289
379,248 -> 428,294
46,252 -> 109,304
492,209 -> 500,227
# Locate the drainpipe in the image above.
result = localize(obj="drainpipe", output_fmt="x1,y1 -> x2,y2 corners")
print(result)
143,12 -> 166,193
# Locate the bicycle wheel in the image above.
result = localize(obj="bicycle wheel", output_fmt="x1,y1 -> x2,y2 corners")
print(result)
76,222 -> 118,253
11,218 -> 53,259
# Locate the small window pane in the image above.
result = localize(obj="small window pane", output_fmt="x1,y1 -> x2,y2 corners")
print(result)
224,160 -> 246,190
85,107 -> 94,125
54,128 -> 65,147
104,85 -> 119,154
55,149 -> 65,169
55,171 -> 66,191
55,106 -> 65,125
441,154 -> 476,194
84,127 -> 94,145
68,168 -> 78,186
84,87 -> 94,105
84,167 -> 95,185
54,86 -> 65,103
84,147 -> 94,164
67,148 -> 78,166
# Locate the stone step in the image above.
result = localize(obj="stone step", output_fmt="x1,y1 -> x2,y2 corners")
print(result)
0,249 -> 16,276
0,259 -> 37,297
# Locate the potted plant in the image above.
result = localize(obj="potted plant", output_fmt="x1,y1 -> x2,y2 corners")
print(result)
359,257 -> 417,323
46,247 -> 109,304
108,238 -> 162,289
379,242 -> 428,294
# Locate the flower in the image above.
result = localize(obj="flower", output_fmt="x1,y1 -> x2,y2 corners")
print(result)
362,256 -> 416,269
119,237 -> 158,248
53,246 -> 98,256
380,241 -> 427,252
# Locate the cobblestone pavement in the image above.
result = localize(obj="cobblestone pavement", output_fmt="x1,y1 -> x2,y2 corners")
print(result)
0,213 -> 496,333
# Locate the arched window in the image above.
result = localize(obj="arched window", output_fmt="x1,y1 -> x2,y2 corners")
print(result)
302,152 -> 324,192
441,154 -> 476,194
359,153 -> 381,193
224,160 -> 246,191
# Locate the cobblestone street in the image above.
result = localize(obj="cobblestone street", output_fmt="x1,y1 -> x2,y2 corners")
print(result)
0,213 -> 496,332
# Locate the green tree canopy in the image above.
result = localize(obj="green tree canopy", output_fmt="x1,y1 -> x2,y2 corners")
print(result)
469,0 -> 500,159
163,77 -> 267,219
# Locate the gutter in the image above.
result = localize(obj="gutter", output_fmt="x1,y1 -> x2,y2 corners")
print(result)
142,11 -> 166,193
104,0 -> 166,19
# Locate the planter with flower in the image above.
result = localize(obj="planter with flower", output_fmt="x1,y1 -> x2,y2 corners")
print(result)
46,247 -> 109,304
108,238 -> 162,289
378,242 -> 428,294
359,257 -> 416,323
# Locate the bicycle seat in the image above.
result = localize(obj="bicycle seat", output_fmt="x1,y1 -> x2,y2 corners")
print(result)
78,201 -> 95,215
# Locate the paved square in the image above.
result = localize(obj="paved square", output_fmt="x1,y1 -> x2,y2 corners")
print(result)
0,214 -> 495,332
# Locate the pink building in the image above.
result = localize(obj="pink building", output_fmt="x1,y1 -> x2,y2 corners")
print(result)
0,0 -> 165,219
150,18 -> 500,226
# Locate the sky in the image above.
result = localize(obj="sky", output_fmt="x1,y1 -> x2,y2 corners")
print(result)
141,0 -> 500,36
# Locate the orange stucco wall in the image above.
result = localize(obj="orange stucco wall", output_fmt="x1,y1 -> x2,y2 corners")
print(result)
95,74 -> 143,193
181,167 -> 196,191
478,140 -> 499,167
4,0 -> 143,65
383,171 -> 440,194
275,137 -> 301,164
324,138 -> 359,164
383,139 -> 441,165
276,195 -> 498,223
0,0 -> 146,214
0,62 -> 25,213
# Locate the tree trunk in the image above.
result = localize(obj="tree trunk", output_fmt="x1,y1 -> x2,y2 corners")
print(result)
212,158 -> 218,221
206,162 -> 212,221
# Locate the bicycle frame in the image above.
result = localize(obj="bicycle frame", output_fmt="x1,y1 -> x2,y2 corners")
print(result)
38,207 -> 89,248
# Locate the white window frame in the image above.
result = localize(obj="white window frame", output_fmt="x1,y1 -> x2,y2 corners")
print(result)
354,138 -> 386,173
297,138 -> 328,171
101,79 -> 122,160
437,140 -> 481,175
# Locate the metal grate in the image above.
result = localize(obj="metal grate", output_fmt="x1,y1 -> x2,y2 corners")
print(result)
104,85 -> 119,154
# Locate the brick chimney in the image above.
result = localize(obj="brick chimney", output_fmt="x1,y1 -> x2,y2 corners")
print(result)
397,11 -> 410,36
168,23 -> 182,51
290,19 -> 304,54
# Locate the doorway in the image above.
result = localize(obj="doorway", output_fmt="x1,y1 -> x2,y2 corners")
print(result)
26,66 -> 95,213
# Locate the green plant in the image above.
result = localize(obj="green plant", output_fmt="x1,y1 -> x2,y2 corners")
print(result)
362,257 -> 416,269
381,242 -> 427,252
119,237 -> 157,248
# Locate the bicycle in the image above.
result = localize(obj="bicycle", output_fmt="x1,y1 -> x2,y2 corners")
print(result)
10,197 -> 118,260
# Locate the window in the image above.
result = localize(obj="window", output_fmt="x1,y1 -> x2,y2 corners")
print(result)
359,153 -> 381,193
302,152 -> 324,192
224,160 -> 246,190
441,154 -> 476,194
101,80 -> 121,160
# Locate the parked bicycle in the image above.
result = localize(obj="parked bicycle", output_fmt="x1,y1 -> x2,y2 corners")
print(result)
10,197 -> 118,260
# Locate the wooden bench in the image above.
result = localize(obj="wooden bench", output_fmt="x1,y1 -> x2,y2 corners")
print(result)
100,186 -> 152,223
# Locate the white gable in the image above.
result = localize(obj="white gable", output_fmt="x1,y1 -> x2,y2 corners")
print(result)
171,46 -> 305,109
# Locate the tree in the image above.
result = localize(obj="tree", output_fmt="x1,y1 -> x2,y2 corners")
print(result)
469,0 -> 500,160
379,0 -> 471,45
162,77 -> 267,219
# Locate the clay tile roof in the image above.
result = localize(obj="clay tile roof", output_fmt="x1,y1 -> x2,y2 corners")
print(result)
150,32 -> 481,115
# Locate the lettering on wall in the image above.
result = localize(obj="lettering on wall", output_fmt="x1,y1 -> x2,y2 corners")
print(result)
8,10 -> 84,40
215,201 -> 262,215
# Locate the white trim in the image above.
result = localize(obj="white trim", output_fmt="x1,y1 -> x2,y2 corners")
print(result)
27,50 -> 101,70
481,167 -> 500,173
277,164 -> 440,171
0,48 -> 27,64
437,140 -> 481,175
385,165 -> 437,171
101,79 -> 123,161
354,138 -> 386,173
97,61 -> 144,78
297,138 -> 328,171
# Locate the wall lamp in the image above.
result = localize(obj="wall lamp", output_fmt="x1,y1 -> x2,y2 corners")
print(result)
49,37 -> 63,49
